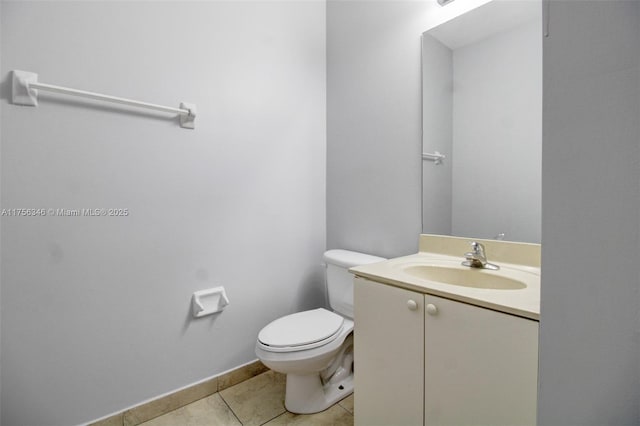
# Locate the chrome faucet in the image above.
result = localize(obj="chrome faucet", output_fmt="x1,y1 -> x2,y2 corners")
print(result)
462,241 -> 500,270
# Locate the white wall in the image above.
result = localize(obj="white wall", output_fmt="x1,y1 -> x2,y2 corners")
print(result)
539,0 -> 640,424
451,20 -> 541,242
326,0 -> 427,258
0,2 -> 326,425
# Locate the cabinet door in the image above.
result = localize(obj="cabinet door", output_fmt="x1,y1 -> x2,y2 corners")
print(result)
354,278 -> 424,426
424,294 -> 538,426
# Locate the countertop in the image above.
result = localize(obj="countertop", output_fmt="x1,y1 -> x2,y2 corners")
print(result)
350,235 -> 541,321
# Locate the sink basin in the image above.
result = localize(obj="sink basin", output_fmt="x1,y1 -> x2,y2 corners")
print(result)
401,264 -> 526,290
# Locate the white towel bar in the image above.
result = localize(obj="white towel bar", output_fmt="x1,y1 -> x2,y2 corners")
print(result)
11,70 -> 196,129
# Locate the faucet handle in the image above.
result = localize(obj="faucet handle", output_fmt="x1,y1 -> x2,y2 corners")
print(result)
470,241 -> 485,255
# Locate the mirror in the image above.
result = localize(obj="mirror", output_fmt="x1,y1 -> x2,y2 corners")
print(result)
421,0 -> 542,243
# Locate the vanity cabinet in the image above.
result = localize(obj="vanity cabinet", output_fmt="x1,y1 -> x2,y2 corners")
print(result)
354,277 -> 538,426
354,277 -> 424,425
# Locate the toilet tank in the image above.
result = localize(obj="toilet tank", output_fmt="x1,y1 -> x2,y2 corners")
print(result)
323,250 -> 386,319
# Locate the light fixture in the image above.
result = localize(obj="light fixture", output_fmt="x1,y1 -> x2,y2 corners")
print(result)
437,0 -> 455,6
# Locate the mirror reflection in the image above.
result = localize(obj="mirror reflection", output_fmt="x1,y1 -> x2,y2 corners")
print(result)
421,0 -> 542,243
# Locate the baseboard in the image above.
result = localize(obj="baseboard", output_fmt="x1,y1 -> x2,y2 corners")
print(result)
88,359 -> 269,426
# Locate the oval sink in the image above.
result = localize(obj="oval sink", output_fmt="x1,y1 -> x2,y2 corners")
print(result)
402,265 -> 526,290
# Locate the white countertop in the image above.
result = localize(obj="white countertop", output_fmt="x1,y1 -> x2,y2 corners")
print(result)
350,235 -> 541,321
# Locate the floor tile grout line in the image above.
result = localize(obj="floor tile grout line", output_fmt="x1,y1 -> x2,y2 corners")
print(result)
336,394 -> 354,415
218,391 -> 246,425
259,410 -> 289,426
336,402 -> 354,416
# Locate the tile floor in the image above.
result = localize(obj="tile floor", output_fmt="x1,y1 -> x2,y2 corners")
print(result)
139,370 -> 354,426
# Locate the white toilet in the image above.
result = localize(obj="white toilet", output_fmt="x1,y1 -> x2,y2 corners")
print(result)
255,249 -> 385,414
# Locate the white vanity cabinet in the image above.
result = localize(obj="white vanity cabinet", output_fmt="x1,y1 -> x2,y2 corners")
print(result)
424,293 -> 538,425
354,277 -> 424,426
354,276 -> 538,426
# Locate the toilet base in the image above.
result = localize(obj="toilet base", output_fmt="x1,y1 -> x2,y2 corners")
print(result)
284,372 -> 354,414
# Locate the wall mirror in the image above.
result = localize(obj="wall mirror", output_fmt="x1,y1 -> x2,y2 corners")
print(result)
421,0 -> 542,243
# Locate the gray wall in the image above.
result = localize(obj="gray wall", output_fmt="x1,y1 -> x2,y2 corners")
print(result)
0,2 -> 326,425
327,0 -> 426,259
539,0 -> 640,424
451,20 -> 541,243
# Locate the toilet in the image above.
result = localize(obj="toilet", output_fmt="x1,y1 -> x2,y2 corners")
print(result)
255,249 -> 385,414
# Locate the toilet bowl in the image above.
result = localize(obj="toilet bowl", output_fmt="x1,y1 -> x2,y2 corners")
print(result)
255,250 -> 385,414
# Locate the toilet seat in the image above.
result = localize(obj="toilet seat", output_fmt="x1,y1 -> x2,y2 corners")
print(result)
258,308 -> 345,353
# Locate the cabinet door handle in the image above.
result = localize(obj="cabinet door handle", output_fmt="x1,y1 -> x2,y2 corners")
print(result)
407,299 -> 419,311
426,303 -> 438,316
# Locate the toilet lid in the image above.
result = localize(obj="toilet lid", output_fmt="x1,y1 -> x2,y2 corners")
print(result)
258,308 -> 344,349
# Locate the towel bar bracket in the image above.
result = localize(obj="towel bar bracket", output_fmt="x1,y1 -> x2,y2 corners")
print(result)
179,102 -> 197,129
12,70 -> 38,106
422,151 -> 446,165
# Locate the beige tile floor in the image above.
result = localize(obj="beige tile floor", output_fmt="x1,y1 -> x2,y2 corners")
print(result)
139,370 -> 354,426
